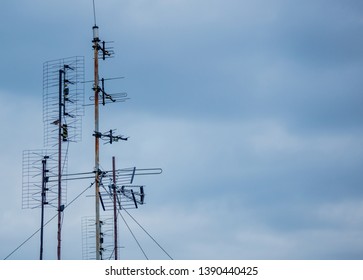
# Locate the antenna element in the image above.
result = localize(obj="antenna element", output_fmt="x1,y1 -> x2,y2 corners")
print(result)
92,0 -> 97,26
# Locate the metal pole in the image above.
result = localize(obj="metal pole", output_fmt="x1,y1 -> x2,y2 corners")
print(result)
40,157 -> 47,260
57,69 -> 63,260
93,25 -> 101,260
112,156 -> 118,260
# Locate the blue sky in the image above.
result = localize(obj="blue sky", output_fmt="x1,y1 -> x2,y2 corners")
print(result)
1,0 -> 363,260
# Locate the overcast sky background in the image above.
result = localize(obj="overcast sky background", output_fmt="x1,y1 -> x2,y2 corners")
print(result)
1,0 -> 363,260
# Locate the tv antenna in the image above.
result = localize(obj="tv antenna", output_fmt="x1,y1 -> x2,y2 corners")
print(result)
22,149 -> 68,260
85,77 -> 128,106
43,56 -> 85,260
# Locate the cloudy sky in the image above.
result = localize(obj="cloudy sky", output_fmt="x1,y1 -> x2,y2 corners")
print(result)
1,0 -> 363,260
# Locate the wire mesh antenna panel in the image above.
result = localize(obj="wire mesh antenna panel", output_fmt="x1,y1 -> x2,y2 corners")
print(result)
43,56 -> 85,147
22,149 -> 68,209
82,216 -> 117,260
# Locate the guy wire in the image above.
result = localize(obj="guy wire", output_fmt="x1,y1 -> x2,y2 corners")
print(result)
3,181 -> 95,260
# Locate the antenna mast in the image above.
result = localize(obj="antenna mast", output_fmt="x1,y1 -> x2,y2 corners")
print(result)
57,69 -> 63,260
112,156 -> 118,260
92,10 -> 102,258
89,3 -> 162,260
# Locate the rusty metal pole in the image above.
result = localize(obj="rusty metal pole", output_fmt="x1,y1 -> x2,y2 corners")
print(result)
112,156 -> 118,260
40,156 -> 48,260
93,25 -> 101,260
57,69 -> 63,260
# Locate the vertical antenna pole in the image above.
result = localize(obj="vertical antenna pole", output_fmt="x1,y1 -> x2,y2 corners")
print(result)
93,25 -> 101,260
92,0 -> 97,26
112,156 -> 118,260
40,157 -> 47,260
57,69 -> 63,260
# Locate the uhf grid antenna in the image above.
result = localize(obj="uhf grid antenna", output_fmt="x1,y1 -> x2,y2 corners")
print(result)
82,216 -> 117,260
22,149 -> 68,209
43,56 -> 85,146
22,149 -> 68,260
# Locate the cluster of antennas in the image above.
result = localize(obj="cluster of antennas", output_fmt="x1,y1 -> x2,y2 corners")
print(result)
17,6 -> 167,260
